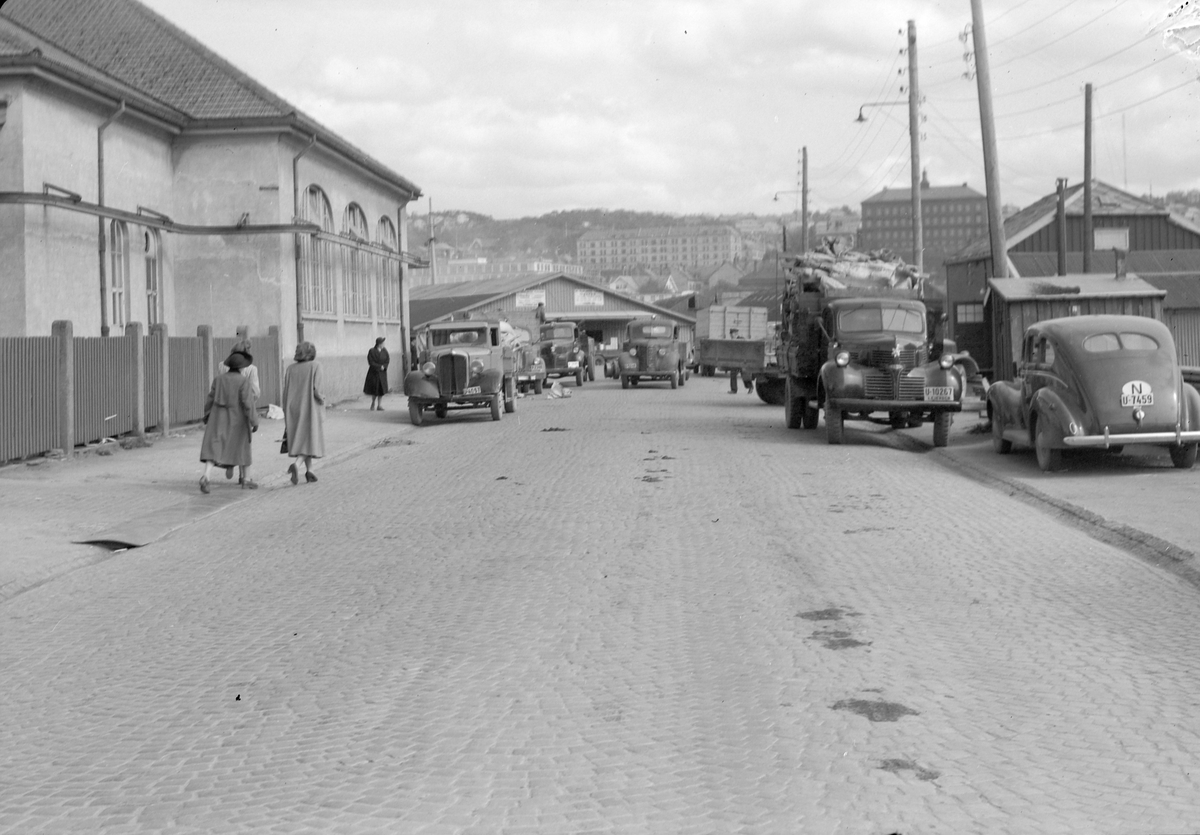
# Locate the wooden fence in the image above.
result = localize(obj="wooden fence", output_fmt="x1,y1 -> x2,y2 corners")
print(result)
0,322 -> 283,463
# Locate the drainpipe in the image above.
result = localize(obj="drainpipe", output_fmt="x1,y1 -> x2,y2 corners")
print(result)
292,133 -> 317,344
97,100 -> 126,336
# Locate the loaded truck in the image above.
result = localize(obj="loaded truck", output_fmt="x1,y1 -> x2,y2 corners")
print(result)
692,304 -> 786,403
779,244 -> 975,447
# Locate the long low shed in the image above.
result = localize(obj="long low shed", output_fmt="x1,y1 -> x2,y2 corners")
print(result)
986,274 -> 1165,382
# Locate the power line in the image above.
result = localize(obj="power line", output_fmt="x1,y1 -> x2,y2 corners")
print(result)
812,34 -> 904,175
988,1 -> 1123,73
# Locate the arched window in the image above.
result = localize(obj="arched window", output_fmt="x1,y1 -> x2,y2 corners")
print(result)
299,185 -> 335,314
109,220 -> 129,328
144,229 -> 162,326
342,203 -> 370,318
376,216 -> 399,321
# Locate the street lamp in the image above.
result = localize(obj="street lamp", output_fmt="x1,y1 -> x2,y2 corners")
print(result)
855,100 -> 906,123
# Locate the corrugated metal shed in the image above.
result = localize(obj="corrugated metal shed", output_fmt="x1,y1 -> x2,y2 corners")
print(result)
986,274 -> 1165,381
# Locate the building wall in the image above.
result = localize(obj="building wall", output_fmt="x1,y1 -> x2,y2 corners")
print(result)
576,226 -> 741,269
1013,215 -> 1200,254
0,80 -> 28,336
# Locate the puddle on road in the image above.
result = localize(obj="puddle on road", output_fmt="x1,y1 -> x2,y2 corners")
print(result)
797,607 -> 860,621
879,758 -> 940,781
809,629 -> 871,650
832,698 -> 919,722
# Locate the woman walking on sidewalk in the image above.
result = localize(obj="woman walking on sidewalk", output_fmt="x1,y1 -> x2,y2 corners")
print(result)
220,339 -> 261,484
363,336 -> 389,410
282,340 -> 326,484
199,351 -> 259,492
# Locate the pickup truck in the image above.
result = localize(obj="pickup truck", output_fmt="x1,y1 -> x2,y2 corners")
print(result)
617,318 -> 686,389
404,319 -> 516,425
537,321 -> 590,387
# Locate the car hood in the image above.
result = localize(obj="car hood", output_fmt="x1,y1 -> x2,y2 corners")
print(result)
1073,354 -> 1181,430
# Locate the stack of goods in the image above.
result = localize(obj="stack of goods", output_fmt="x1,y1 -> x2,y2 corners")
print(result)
788,239 -> 925,291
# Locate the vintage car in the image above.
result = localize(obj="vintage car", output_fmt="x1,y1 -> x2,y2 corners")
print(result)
617,318 -> 686,389
513,343 -> 547,394
987,314 -> 1200,471
537,321 -> 589,387
403,320 -> 516,426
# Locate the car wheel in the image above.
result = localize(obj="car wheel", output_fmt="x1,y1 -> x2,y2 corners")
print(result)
1170,442 -> 1198,469
679,366 -> 686,387
575,367 -> 584,387
784,377 -> 801,429
490,392 -> 502,421
408,401 -> 424,427
932,411 -> 952,448
826,405 -> 844,445
991,412 -> 1012,454
504,377 -> 515,413
803,399 -> 820,430
621,373 -> 629,390
434,403 -> 448,419
533,378 -> 544,395
671,369 -> 679,389
1035,419 -> 1062,472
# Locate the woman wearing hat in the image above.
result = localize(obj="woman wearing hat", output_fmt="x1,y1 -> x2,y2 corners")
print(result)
199,350 -> 260,492
220,340 -> 260,483
363,336 -> 389,410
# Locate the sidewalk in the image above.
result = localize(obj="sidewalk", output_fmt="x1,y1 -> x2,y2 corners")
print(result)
0,396 -> 412,603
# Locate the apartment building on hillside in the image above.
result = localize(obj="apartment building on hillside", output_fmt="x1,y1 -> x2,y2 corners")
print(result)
576,225 -> 741,270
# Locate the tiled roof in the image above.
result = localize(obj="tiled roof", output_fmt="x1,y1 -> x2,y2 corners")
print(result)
864,184 -> 984,203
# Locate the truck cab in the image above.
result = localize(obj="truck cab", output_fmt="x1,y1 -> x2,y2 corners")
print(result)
538,321 -> 589,387
617,318 -> 685,390
404,320 -> 516,425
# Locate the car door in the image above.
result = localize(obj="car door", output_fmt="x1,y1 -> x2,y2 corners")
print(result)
1017,332 -> 1040,430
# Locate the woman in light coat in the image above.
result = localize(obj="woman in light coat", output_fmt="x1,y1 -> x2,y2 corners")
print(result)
282,341 -> 325,484
199,351 -> 259,492
220,339 -> 260,484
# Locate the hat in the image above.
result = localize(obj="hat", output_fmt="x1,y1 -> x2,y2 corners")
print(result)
224,351 -> 250,371
375,336 -> 386,345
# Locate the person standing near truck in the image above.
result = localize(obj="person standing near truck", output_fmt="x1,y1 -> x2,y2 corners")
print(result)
364,336 -> 389,411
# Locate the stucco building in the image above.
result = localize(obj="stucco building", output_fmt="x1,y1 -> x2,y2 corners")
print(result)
576,225 -> 742,270
0,0 -> 422,398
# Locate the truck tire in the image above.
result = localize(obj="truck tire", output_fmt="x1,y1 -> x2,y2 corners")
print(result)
490,392 -> 502,421
784,377 -> 802,429
670,369 -> 678,389
504,377 -> 516,413
679,365 -> 686,387
408,401 -> 424,426
755,378 -> 785,406
826,406 -> 844,445
621,373 -> 629,390
575,367 -> 585,387
729,372 -> 738,394
534,377 -> 544,395
932,411 -> 952,448
434,403 -> 448,419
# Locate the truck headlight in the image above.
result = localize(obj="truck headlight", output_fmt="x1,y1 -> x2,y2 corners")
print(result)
629,347 -> 637,356
835,351 -> 850,368
470,360 -> 484,376
657,347 -> 667,356
421,362 -> 436,377
939,353 -> 954,369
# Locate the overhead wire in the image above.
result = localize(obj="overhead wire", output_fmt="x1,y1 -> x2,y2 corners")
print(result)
988,0 -> 1123,73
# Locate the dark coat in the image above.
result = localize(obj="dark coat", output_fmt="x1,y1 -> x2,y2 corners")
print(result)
200,372 -> 258,465
363,346 -> 390,396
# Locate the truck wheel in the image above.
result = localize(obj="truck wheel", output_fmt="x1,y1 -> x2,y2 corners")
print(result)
621,374 -> 629,390
991,413 -> 1012,454
784,378 -> 802,429
1034,419 -> 1061,472
504,377 -> 516,413
408,401 -> 424,427
534,377 -> 544,395
729,372 -> 738,394
490,392 -> 502,421
679,366 -> 686,387
575,367 -> 584,387
826,406 -> 844,445
630,376 -> 639,386
670,369 -> 679,389
1170,443 -> 1198,469
434,403 -> 448,419
755,378 -> 785,406
932,411 -> 952,448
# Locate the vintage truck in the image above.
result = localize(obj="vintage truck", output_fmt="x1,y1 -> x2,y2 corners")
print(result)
617,318 -> 686,389
537,321 -> 590,386
779,247 -> 970,447
696,329 -> 787,403
404,319 -> 516,426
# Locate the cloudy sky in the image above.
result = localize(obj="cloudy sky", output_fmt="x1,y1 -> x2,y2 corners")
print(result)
141,0 -> 1200,219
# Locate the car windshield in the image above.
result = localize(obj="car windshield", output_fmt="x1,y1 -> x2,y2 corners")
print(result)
542,325 -> 575,340
630,324 -> 672,339
1082,332 -> 1160,353
431,329 -> 487,346
838,306 -> 924,335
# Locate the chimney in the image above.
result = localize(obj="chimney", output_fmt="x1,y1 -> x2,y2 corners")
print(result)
1114,248 -> 1127,280
920,169 -> 930,190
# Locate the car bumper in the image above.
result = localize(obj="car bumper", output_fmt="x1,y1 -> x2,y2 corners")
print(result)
829,398 -> 962,413
1063,429 -> 1200,447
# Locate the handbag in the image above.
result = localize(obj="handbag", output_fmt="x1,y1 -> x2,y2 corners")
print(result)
280,431 -> 289,455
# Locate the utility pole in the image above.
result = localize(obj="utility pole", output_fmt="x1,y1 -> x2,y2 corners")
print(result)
970,0 -> 1007,278
907,20 -> 924,275
427,197 -> 438,285
1083,82 -> 1093,273
1056,178 -> 1069,277
800,146 -> 809,252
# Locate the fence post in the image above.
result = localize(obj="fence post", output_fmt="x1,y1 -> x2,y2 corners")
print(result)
52,319 -> 74,457
125,321 -> 145,437
197,325 -> 213,387
269,325 -> 283,405
236,324 -> 248,341
151,322 -> 170,437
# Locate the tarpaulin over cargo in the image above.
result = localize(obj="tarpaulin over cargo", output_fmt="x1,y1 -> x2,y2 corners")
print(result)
787,240 -> 925,292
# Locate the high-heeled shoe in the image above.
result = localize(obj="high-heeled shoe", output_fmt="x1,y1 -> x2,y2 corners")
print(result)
241,479 -> 259,490
199,476 -> 210,494
305,471 -> 318,483
288,463 -> 299,485
225,466 -> 234,480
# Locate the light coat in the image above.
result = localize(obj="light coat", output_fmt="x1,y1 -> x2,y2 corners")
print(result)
200,372 -> 258,466
283,360 -> 326,458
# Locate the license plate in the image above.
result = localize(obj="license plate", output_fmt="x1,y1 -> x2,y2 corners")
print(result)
463,386 -> 481,395
1120,393 -> 1153,406
567,361 -> 579,369
924,386 -> 953,401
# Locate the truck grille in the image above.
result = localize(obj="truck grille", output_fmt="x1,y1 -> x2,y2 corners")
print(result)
437,354 -> 467,394
850,346 -> 924,371
862,371 -> 926,400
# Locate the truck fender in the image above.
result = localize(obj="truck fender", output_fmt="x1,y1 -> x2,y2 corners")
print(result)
1029,388 -> 1082,447
481,368 -> 504,394
404,370 -> 439,399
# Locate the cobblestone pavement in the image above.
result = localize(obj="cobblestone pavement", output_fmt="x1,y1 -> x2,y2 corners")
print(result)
2,377 -> 1199,833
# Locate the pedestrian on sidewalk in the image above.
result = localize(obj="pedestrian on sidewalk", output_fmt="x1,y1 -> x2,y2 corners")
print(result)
364,336 -> 390,410
199,351 -> 259,493
219,339 -> 261,484
282,340 -> 325,485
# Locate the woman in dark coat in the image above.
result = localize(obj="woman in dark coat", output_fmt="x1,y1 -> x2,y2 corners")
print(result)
199,351 -> 259,492
364,336 -> 390,410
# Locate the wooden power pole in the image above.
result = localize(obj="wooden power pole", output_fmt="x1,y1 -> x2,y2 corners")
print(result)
801,146 -> 809,252
907,20 -> 924,275
1083,82 -> 1093,273
970,0 -> 1007,278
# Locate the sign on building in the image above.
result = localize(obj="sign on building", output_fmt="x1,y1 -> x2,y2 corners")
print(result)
515,290 -> 547,309
574,289 -> 604,306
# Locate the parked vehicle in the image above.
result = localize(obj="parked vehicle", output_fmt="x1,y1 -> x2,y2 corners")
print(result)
695,326 -> 786,404
538,321 -> 589,387
404,320 -> 516,425
514,344 -> 547,394
987,314 -> 1200,471
617,318 -> 686,389
779,248 -> 967,447
694,305 -> 769,374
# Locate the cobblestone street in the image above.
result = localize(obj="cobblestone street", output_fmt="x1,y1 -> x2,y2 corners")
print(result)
2,377 -> 1199,833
